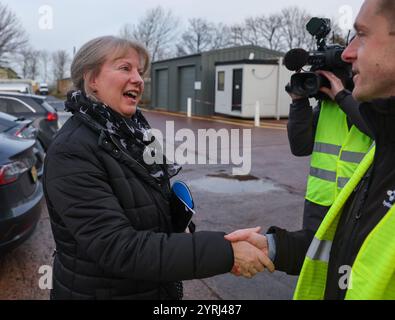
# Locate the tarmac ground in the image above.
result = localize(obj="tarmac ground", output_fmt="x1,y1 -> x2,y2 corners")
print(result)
0,102 -> 310,300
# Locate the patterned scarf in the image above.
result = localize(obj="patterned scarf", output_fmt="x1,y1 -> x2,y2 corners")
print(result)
65,90 -> 181,183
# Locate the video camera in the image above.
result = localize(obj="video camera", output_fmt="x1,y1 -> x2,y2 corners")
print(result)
284,17 -> 352,99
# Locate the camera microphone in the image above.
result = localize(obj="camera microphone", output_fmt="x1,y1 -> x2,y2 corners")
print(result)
284,48 -> 310,71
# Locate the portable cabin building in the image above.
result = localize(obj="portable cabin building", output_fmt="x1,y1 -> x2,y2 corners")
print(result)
214,59 -> 293,119
150,45 -> 284,117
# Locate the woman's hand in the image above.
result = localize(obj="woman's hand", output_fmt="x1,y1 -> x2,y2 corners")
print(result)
226,227 -> 275,278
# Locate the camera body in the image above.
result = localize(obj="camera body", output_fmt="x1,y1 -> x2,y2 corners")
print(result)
286,17 -> 352,99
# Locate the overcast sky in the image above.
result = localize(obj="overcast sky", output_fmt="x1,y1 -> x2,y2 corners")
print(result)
2,0 -> 364,55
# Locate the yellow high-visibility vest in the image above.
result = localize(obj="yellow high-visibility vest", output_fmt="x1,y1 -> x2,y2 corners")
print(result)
295,147 -> 395,300
306,100 -> 373,206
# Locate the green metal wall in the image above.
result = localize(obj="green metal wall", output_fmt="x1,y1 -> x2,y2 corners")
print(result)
151,54 -> 201,113
151,46 -> 283,116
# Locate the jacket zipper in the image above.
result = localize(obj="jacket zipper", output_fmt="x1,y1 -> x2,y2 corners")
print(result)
341,165 -> 374,283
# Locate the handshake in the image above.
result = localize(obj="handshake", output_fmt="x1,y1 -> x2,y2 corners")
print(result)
225,227 -> 275,278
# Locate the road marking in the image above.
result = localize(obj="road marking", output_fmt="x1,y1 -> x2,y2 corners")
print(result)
58,110 -> 287,130
142,109 -> 287,130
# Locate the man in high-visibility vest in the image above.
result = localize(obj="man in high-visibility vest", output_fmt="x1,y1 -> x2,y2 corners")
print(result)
287,70 -> 373,232
226,0 -> 395,299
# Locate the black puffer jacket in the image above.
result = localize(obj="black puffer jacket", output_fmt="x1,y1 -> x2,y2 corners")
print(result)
43,114 -> 233,300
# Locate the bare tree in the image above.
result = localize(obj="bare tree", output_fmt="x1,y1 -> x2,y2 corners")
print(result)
228,15 -> 284,51
328,20 -> 349,47
228,24 -> 249,46
19,49 -> 33,79
120,6 -> 179,61
39,50 -> 51,83
52,50 -> 70,82
227,9 -> 342,52
17,48 -> 40,80
256,14 -> 284,51
278,7 -> 315,51
244,17 -> 262,46
210,23 -> 232,50
14,48 -> 50,81
0,4 -> 28,63
177,18 -> 216,55
29,50 -> 40,80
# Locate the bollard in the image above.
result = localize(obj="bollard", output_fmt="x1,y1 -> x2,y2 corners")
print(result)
255,101 -> 260,127
187,98 -> 192,118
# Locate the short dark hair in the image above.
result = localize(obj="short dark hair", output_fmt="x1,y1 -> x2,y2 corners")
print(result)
377,0 -> 395,33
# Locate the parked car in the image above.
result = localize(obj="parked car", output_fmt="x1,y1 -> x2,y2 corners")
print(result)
37,83 -> 49,96
0,80 -> 34,94
0,111 -> 36,139
0,132 -> 43,253
0,92 -> 59,151
45,96 -> 65,113
0,111 -> 45,177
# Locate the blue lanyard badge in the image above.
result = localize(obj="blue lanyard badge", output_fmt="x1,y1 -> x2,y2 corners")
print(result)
170,181 -> 196,233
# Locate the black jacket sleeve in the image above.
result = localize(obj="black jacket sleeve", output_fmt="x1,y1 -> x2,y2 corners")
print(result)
287,91 -> 373,157
44,142 -> 234,282
335,90 -> 373,138
287,98 -> 321,156
267,226 -> 315,275
303,199 -> 330,231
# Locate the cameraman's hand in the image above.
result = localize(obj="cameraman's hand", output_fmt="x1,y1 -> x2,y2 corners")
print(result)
285,82 -> 306,101
285,71 -> 308,102
289,91 -> 305,101
316,70 -> 345,100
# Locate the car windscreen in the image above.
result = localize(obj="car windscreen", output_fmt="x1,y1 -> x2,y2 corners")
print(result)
31,97 -> 57,113
41,101 -> 56,113
17,97 -> 47,113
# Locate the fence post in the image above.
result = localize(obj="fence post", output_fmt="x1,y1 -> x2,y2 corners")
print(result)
255,101 -> 260,127
187,98 -> 192,118
276,57 -> 283,121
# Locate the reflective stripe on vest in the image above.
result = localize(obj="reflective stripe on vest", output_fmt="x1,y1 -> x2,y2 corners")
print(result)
305,100 -> 373,206
314,143 -> 341,156
335,127 -> 374,199
337,177 -> 350,189
306,237 -> 332,263
310,167 -> 337,182
295,147 -> 395,300
340,150 -> 367,163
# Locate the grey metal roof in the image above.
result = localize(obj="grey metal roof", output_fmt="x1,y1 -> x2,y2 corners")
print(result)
151,53 -> 201,65
214,59 -> 280,66
202,45 -> 284,57
152,45 -> 284,65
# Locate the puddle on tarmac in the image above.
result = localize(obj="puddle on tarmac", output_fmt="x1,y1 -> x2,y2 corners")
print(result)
206,173 -> 259,181
188,174 -> 283,194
